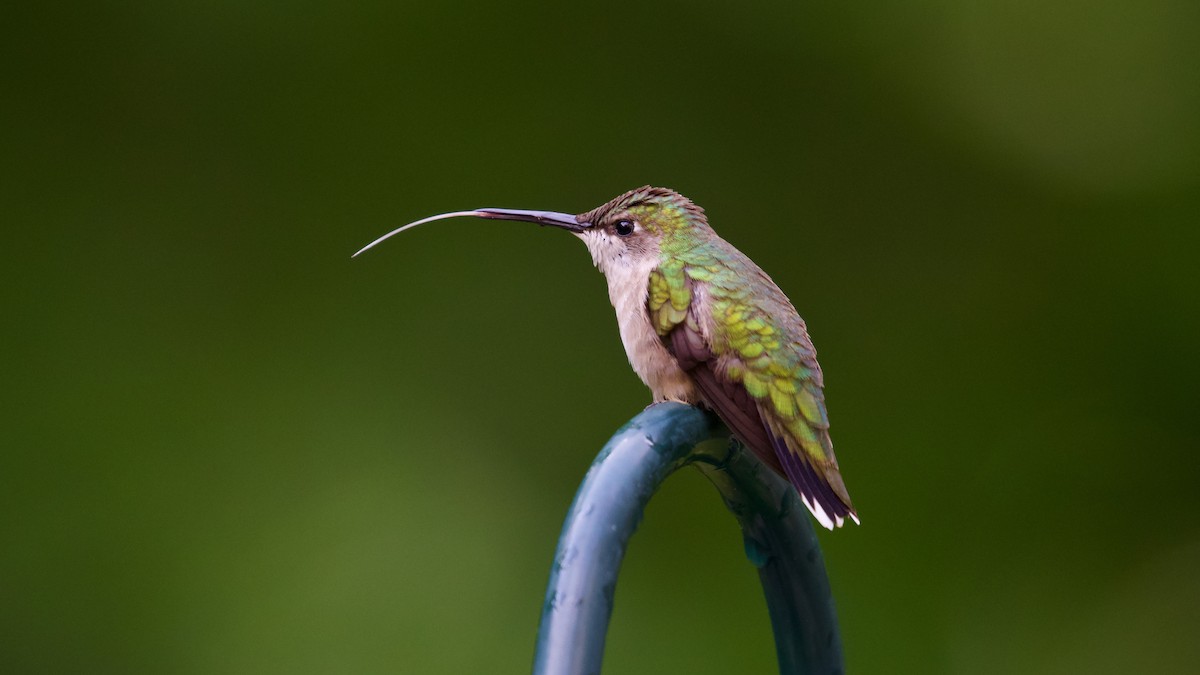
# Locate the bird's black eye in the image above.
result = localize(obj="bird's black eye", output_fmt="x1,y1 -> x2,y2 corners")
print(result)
614,219 -> 635,236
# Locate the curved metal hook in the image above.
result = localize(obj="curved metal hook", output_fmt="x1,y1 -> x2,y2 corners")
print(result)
532,402 -> 844,675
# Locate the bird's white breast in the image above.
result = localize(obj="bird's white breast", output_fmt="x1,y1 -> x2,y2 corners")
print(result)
579,233 -> 697,403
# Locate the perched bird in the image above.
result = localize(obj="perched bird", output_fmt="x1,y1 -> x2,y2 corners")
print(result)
355,186 -> 858,529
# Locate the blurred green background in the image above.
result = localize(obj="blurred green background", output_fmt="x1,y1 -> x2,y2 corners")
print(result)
3,1 -> 1198,673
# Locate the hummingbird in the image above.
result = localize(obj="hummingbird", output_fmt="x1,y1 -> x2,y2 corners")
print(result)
355,186 -> 858,529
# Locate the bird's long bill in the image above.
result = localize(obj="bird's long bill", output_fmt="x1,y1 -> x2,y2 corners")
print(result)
352,208 -> 588,257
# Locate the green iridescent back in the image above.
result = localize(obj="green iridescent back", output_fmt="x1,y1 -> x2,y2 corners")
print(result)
637,196 -> 851,511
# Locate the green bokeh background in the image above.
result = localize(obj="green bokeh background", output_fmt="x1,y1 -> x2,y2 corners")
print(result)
4,2 -> 1198,673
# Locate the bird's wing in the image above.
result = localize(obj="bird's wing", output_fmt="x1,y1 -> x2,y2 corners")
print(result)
649,255 -> 858,530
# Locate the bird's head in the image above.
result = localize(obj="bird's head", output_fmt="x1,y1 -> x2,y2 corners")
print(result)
572,186 -> 710,275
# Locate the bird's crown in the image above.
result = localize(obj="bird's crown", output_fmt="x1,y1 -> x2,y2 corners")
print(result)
579,186 -> 708,235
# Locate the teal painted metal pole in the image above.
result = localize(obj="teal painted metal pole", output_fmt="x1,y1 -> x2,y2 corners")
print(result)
531,402 -> 844,675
